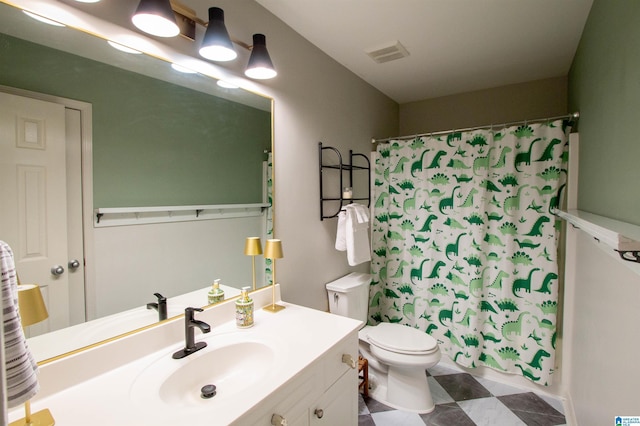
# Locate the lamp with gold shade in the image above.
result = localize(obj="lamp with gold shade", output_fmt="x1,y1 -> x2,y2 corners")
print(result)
263,239 -> 284,313
17,284 -> 49,328
10,283 -> 55,426
244,237 -> 263,291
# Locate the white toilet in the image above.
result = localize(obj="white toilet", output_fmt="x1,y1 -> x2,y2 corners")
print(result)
326,272 -> 441,414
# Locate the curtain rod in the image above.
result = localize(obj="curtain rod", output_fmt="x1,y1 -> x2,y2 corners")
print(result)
371,112 -> 580,144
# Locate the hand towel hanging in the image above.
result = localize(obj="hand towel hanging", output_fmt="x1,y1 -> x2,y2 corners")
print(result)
1,240 -> 40,408
345,204 -> 371,266
335,209 -> 347,251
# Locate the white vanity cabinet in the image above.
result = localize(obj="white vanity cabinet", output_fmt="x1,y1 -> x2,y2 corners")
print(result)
234,331 -> 359,426
7,289 -> 363,426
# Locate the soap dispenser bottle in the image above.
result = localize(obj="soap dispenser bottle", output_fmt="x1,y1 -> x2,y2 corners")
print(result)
208,279 -> 225,305
235,287 -> 254,328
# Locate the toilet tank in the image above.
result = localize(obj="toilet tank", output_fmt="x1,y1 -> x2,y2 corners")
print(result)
325,272 -> 371,323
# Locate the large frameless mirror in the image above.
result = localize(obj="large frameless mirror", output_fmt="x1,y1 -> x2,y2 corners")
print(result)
0,0 -> 274,362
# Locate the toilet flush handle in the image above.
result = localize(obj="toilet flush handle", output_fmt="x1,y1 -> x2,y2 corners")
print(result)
342,354 -> 357,369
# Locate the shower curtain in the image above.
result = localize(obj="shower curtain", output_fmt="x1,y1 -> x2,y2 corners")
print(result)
369,120 -> 570,385
264,152 -> 274,286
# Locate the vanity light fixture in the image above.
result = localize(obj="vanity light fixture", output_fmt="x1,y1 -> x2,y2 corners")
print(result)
199,7 -> 237,61
244,237 -> 263,291
245,34 -> 277,79
130,2 -> 277,79
132,0 -> 180,38
263,239 -> 285,313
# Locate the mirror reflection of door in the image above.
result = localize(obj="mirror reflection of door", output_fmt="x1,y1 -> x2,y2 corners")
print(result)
0,90 -> 86,336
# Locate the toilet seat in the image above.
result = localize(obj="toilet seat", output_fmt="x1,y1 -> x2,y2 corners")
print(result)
368,340 -> 441,369
366,323 -> 438,355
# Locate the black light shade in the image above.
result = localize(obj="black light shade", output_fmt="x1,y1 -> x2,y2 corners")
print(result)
132,0 -> 180,37
245,34 -> 277,79
199,7 -> 237,62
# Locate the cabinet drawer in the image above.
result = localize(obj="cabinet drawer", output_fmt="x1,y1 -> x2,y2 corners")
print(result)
233,366 -> 319,426
321,331 -> 359,390
310,369 -> 358,426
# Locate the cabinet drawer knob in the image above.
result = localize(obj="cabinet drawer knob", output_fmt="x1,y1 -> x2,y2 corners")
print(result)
342,354 -> 356,369
271,413 -> 287,426
314,408 -> 324,419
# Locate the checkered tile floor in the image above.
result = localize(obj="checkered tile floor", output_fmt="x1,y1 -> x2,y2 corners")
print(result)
358,362 -> 566,426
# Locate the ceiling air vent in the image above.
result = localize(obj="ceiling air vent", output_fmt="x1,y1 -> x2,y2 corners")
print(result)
365,40 -> 410,64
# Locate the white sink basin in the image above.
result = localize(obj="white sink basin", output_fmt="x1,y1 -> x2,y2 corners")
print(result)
159,341 -> 273,406
130,335 -> 276,409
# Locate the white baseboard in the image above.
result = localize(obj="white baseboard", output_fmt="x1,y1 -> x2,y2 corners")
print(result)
561,391 -> 577,426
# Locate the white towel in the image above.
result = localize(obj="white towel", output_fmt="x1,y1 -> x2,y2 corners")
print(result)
1,241 -> 39,408
353,203 -> 370,224
335,210 -> 347,251
344,204 -> 371,266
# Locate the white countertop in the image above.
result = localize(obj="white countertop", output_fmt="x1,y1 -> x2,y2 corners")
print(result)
9,288 -> 361,425
27,284 -> 241,362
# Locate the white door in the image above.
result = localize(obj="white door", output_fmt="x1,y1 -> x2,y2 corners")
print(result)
64,107 -> 87,327
0,91 -> 71,334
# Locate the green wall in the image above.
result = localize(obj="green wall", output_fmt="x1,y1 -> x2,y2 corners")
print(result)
568,0 -> 640,225
0,34 -> 271,207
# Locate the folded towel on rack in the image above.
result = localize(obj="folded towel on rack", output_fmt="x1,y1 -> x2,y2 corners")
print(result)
344,204 -> 371,266
1,240 -> 39,408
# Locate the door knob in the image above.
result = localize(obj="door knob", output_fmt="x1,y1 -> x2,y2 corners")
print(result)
51,265 -> 65,276
68,259 -> 80,270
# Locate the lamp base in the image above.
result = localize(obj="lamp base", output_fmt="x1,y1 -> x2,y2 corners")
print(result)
263,303 -> 285,313
9,408 -> 55,426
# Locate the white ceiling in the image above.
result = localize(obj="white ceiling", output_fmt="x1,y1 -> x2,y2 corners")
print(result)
256,0 -> 594,104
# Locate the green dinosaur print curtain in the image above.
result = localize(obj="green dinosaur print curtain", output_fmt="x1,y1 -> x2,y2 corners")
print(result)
264,152 -> 274,286
369,120 -> 570,385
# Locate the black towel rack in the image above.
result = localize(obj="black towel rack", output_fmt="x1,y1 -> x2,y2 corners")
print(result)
319,142 -> 371,220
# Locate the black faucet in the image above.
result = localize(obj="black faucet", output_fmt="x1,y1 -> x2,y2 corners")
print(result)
172,307 -> 211,359
146,292 -> 168,321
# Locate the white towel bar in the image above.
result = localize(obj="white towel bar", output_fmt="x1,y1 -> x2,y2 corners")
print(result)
94,203 -> 270,227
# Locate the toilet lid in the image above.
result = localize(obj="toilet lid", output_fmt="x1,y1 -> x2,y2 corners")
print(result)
367,323 -> 438,355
